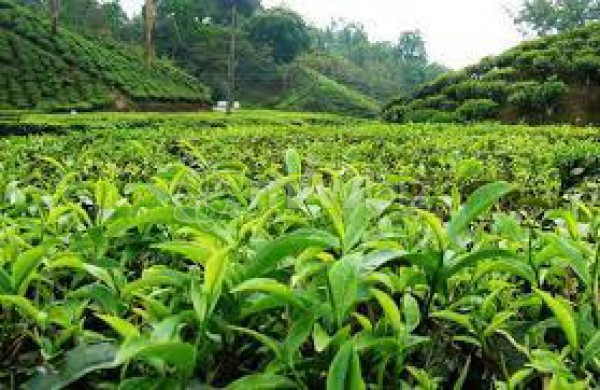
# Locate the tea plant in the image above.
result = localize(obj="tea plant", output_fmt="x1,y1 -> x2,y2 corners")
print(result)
0,129 -> 598,388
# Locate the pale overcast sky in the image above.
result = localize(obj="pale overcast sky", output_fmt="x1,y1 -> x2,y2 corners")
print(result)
120,0 -> 526,69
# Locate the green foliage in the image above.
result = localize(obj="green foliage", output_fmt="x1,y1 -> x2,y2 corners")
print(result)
514,0 -> 600,36
0,111 -> 599,387
572,54 -> 600,83
311,24 -> 447,102
405,108 -> 445,123
444,80 -> 509,102
381,103 -> 408,123
429,110 -> 460,123
16,0 -> 136,40
508,80 -> 568,121
246,7 -> 311,64
481,67 -> 519,81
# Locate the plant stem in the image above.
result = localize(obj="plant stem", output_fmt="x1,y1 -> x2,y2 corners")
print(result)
527,224 -> 539,287
593,243 -> 599,328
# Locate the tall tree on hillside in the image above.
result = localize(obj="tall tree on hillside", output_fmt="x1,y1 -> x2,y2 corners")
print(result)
207,0 -> 261,23
395,31 -> 429,94
50,0 -> 59,34
144,0 -> 156,66
514,0 -> 600,36
396,31 -> 427,63
246,8 -> 311,64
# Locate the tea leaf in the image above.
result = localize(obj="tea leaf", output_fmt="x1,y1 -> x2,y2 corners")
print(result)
535,289 -> 579,352
327,340 -> 365,390
448,181 -> 512,244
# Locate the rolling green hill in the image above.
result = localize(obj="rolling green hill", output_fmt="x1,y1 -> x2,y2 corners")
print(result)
0,0 -> 210,111
276,67 -> 380,118
237,64 -> 381,118
383,23 -> 600,125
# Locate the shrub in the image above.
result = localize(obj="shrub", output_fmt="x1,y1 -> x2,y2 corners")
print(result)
412,70 -> 468,99
405,108 -> 443,123
572,54 -> 600,84
408,95 -> 458,111
429,110 -> 460,123
456,99 -> 499,122
444,80 -> 509,103
381,104 -> 408,123
508,81 -> 567,112
381,96 -> 407,112
481,67 -> 518,82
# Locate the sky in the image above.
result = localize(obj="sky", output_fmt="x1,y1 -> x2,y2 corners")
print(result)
120,0 -> 526,69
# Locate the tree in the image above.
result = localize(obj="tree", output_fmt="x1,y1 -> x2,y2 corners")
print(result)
50,0 -> 59,34
100,1 -> 129,38
395,31 -> 430,95
514,0 -> 600,36
396,31 -> 427,63
246,8 -> 311,64
144,0 -> 156,66
18,0 -> 132,39
191,0 -> 261,24
308,21 -> 445,101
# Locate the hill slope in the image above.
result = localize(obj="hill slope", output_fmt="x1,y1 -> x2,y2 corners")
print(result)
276,67 -> 380,118
383,23 -> 600,125
0,0 -> 210,111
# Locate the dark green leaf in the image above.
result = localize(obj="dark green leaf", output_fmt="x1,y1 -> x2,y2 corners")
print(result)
246,229 -> 339,280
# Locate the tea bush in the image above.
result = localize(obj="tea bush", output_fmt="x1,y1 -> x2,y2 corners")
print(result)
456,99 -> 500,122
508,81 -> 568,121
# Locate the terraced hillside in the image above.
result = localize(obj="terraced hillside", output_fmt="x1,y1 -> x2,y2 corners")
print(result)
0,0 -> 210,111
383,22 -> 600,125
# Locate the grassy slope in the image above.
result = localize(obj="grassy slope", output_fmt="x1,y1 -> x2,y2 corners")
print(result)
0,0 -> 210,111
276,67 -> 380,118
298,53 -> 405,103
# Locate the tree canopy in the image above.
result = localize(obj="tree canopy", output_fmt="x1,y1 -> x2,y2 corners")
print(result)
246,8 -> 310,64
515,0 -> 600,36
311,23 -> 446,99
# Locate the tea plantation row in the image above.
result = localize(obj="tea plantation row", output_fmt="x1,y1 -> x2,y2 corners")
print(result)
0,112 -> 598,388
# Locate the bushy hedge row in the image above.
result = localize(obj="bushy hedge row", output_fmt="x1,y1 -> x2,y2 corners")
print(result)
383,80 -> 567,124
0,0 -> 210,110
384,21 -> 600,124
